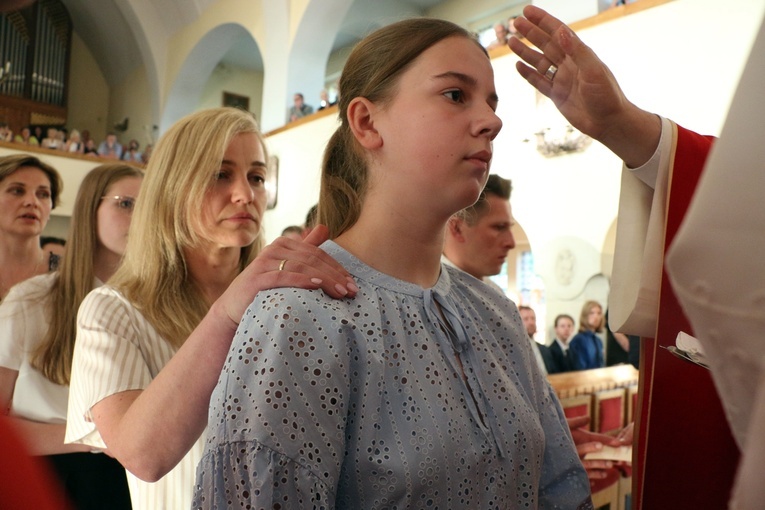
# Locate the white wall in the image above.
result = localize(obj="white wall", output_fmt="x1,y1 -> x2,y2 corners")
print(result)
427,0 -> 526,29
108,65 -> 155,148
263,114 -> 339,238
265,0 -> 765,240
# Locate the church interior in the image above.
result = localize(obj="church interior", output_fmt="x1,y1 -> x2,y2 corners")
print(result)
1,0 -> 763,507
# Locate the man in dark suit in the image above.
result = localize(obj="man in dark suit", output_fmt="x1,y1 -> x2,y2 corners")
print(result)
519,305 -> 555,375
548,314 -> 575,374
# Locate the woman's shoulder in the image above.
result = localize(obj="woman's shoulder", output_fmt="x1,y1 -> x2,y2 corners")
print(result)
2,273 -> 57,306
441,263 -> 489,291
84,284 -> 125,301
0,275 -> 55,354
79,285 -> 139,321
77,286 -> 169,353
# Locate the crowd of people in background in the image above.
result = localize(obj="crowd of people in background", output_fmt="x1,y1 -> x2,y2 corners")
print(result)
0,110 -> 358,509
519,300 -> 639,376
0,123 -> 152,165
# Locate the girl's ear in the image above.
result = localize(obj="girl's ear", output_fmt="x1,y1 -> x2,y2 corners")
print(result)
347,97 -> 383,150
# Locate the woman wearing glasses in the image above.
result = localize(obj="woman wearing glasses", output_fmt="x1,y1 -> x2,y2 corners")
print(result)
0,163 -> 142,509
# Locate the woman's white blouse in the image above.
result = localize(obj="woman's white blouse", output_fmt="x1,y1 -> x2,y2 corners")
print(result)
0,273 -> 67,423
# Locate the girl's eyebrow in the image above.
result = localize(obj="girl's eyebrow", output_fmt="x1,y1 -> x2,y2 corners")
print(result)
432,71 -> 500,104
433,70 -> 477,87
220,159 -> 267,168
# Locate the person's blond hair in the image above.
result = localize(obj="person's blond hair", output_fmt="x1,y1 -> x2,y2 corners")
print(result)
578,300 -> 605,333
31,164 -> 144,384
109,107 -> 265,347
319,18 -> 484,238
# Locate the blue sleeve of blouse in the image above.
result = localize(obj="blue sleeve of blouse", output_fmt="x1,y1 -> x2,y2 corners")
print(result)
193,289 -> 355,510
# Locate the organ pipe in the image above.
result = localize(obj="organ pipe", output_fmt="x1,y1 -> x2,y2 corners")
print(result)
0,0 -> 70,107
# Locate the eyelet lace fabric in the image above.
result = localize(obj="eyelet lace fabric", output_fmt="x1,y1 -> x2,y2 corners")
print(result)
193,241 -> 592,509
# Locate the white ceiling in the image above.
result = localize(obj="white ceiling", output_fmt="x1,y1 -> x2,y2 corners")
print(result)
60,0 -> 457,85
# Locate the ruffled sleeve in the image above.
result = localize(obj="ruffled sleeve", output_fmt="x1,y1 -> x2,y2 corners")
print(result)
193,288 -> 357,509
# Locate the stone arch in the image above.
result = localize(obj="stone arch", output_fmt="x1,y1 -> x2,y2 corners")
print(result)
160,23 -> 262,133
258,0 -> 428,131
256,0 -> 354,131
285,0 -> 355,114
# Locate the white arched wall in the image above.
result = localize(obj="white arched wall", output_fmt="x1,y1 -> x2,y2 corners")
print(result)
260,0 -> 424,131
287,0 -> 354,114
160,23 -> 263,132
109,0 -> 176,135
158,0 -> 268,133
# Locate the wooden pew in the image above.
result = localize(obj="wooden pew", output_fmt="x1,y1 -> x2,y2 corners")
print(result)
549,365 -> 638,509
548,364 -> 639,400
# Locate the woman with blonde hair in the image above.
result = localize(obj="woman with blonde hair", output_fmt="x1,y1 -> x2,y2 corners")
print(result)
0,163 -> 141,508
195,20 -> 590,509
569,300 -> 606,370
66,107 -> 357,509
0,154 -> 63,301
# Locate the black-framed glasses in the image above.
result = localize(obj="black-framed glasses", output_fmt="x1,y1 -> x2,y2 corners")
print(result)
101,195 -> 136,212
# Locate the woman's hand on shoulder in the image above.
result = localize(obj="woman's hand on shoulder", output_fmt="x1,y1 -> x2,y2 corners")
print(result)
253,224 -> 358,298
215,225 -> 358,331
